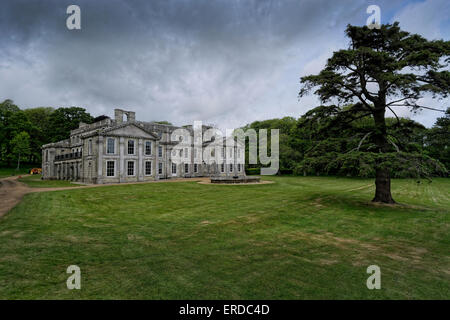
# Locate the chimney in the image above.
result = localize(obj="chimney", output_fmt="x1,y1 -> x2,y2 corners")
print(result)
115,109 -> 124,124
127,111 -> 136,122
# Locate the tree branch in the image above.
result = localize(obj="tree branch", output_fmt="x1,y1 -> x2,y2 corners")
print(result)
390,104 -> 446,112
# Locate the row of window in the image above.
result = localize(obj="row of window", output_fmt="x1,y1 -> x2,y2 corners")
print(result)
104,138 -> 163,157
220,163 -> 241,173
105,161 -> 242,177
106,160 -> 161,177
87,138 -> 242,160
171,147 -> 242,159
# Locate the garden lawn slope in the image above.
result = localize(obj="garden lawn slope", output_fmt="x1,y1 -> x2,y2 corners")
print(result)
0,176 -> 448,299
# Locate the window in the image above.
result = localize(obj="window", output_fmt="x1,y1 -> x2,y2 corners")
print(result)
45,150 -> 48,162
107,138 -> 115,154
179,149 -> 183,157
145,141 -> 152,155
106,161 -> 115,177
221,163 -> 225,173
221,147 -> 225,158
211,149 -> 215,157
145,161 -> 152,175
158,162 -> 163,174
128,140 -> 135,155
172,150 -> 176,156
230,163 -> 233,172
184,148 -> 188,158
185,163 -> 189,173
88,139 -> 92,155
194,164 -> 198,173
172,163 -> 177,174
238,164 -> 241,172
158,146 -> 163,157
127,161 -> 134,176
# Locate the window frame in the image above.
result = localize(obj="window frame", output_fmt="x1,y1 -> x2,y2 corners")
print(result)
106,160 -> 115,177
172,163 -> 177,174
158,162 -> 163,174
107,138 -> 115,154
127,140 -> 135,155
127,161 -> 135,176
145,160 -> 152,176
145,141 -> 152,156
88,139 -> 92,155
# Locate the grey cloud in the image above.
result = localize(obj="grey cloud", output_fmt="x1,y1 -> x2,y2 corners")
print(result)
0,0 -> 446,130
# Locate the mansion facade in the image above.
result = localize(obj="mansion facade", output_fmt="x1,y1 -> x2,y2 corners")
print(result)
41,109 -> 245,184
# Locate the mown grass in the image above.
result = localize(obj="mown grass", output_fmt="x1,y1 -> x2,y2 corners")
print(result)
17,174 -> 82,188
0,167 -> 35,179
0,176 -> 448,299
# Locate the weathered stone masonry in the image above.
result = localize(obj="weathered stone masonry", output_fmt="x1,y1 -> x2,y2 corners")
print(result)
42,109 -> 245,184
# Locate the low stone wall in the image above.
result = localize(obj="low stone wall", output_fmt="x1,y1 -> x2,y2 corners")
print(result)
210,176 -> 260,184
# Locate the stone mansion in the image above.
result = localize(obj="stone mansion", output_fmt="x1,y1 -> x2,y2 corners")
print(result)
41,109 -> 245,184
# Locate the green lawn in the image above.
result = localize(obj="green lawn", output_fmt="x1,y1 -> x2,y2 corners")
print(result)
0,167 -> 34,179
17,174 -> 82,188
0,176 -> 448,299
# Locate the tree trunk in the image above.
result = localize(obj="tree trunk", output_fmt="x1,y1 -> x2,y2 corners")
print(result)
16,153 -> 21,170
373,167 -> 395,203
372,107 -> 395,204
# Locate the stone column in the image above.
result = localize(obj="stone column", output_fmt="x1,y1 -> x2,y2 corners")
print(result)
97,136 -> 104,184
119,137 -> 125,182
167,147 -> 172,179
138,138 -> 143,182
155,140 -> 160,180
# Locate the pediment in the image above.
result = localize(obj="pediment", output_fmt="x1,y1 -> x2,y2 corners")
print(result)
103,123 -> 159,139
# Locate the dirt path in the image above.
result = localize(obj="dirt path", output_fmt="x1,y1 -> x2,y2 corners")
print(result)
0,176 -> 31,218
0,175 -> 209,218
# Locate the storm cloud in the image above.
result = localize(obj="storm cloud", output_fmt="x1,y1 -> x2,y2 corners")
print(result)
0,0 -> 448,129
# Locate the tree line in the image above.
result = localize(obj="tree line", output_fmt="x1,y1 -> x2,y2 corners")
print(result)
0,99 -> 93,167
241,107 -> 449,179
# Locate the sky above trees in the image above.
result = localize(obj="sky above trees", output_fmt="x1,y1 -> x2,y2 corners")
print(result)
0,0 -> 448,130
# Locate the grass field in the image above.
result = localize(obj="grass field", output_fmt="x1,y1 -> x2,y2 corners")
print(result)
0,176 -> 448,299
0,167 -> 35,179
17,174 -> 82,188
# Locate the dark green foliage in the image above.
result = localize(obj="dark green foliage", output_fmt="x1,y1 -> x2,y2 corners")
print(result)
0,100 -> 32,166
245,168 -> 260,175
298,23 -> 449,202
154,120 -> 173,125
10,131 -> 31,169
241,107 -> 448,179
47,107 -> 94,142
295,152 -> 447,179
239,117 -> 303,172
0,100 -> 94,165
424,108 -> 450,169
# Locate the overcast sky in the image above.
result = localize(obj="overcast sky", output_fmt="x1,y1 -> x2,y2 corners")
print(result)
1,0 -> 449,129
